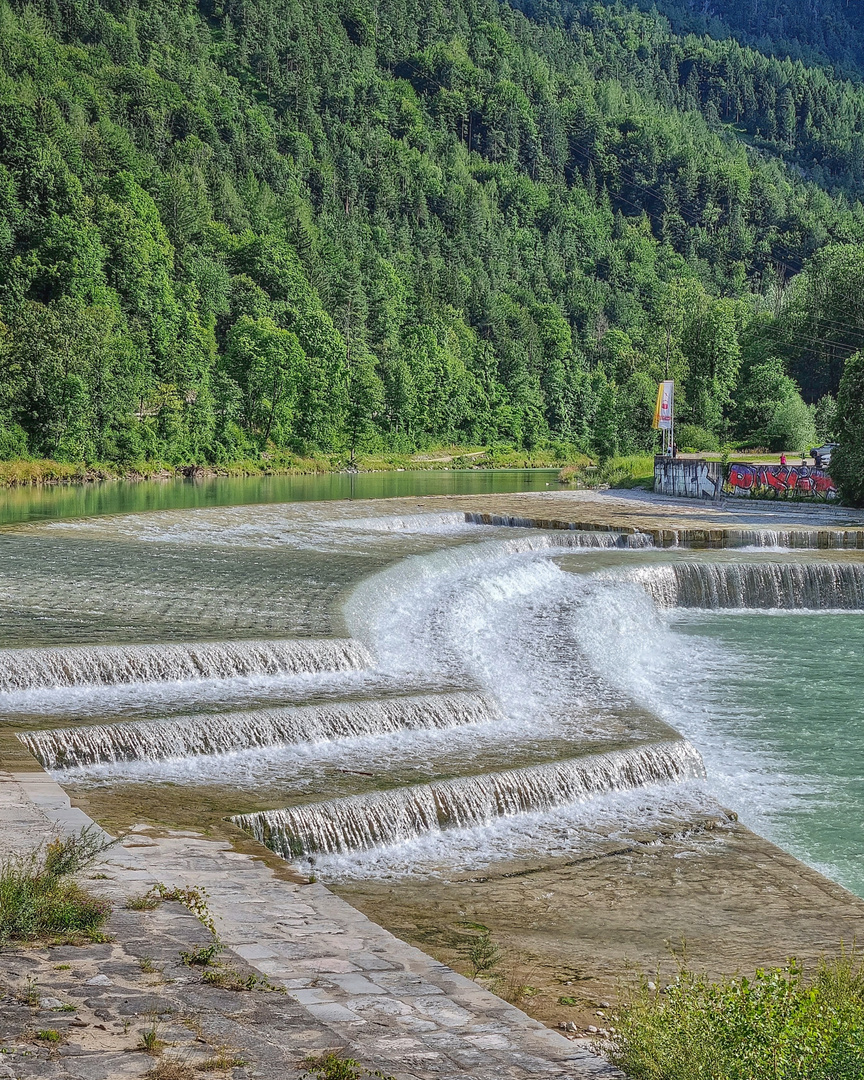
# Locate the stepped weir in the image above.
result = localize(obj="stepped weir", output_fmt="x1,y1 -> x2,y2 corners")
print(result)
234,740 -> 705,857
0,638 -> 371,692
20,692 -> 499,768
635,562 -> 864,609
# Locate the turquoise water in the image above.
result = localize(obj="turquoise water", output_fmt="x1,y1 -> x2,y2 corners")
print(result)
674,612 -> 864,897
0,468 -> 560,526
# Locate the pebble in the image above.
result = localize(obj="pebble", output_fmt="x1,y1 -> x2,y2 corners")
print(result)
86,974 -> 111,986
599,1000 -> 611,1008
40,996 -> 64,1009
587,1025 -> 598,1034
646,980 -> 656,991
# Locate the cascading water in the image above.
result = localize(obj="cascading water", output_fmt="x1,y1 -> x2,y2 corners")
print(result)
0,638 -> 371,692
632,562 -> 864,609
234,741 -> 705,857
21,692 -> 500,768
462,513 -> 653,548
722,528 -> 863,550
18,488 -> 864,891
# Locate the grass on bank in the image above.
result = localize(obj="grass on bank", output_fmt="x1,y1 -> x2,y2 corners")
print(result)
608,956 -> 864,1080
0,443 -> 587,488
558,454 -> 655,489
0,828 -> 113,944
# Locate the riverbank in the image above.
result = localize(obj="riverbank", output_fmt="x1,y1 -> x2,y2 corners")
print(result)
0,768 -> 614,1079
0,447 -> 588,488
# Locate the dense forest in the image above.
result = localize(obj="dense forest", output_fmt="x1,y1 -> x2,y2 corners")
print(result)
2,0 -> 864,474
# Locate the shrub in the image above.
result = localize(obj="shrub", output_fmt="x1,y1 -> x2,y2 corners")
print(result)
607,955 -> 864,1080
0,828 -> 113,943
558,454 -> 654,489
678,424 -> 719,452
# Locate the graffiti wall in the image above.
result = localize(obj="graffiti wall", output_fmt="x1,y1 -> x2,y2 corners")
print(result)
653,457 -> 838,502
724,463 -> 837,501
654,458 -> 724,501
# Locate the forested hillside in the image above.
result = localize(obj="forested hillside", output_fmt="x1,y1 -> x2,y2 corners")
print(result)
2,0 -> 864,467
615,0 -> 864,77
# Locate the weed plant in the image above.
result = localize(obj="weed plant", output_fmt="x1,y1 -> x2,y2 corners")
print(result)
0,829 -> 113,944
300,1051 -> 395,1079
200,965 -> 282,992
608,955 -> 864,1080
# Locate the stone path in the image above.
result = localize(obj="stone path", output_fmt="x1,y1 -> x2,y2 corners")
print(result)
0,770 -> 620,1079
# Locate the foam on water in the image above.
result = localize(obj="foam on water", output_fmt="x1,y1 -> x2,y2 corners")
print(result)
462,513 -> 652,547
631,562 -> 864,610
0,638 -> 370,693
314,781 -> 722,880
18,493 -> 864,889
233,741 -> 705,857
332,512 -> 472,533
22,692 -> 499,768
562,569 -> 823,853
39,507 -> 481,550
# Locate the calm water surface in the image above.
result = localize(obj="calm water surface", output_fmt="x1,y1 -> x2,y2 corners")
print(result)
0,469 -> 560,526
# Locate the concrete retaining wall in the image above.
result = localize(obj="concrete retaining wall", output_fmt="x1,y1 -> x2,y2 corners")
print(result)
654,458 -> 724,500
654,458 -> 838,502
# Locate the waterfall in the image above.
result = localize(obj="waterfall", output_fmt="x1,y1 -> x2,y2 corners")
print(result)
336,512 -> 469,532
722,529 -> 864,550
462,513 -> 652,547
234,740 -> 705,857
635,562 -> 864,609
21,692 -> 499,768
0,638 -> 371,693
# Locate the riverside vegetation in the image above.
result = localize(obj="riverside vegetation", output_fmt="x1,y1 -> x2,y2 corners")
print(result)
609,955 -> 864,1080
0,828 -> 113,944
5,0 -> 864,496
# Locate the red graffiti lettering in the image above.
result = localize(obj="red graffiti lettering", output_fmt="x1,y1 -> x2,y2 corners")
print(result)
728,465 -> 754,489
763,467 -> 788,491
722,462 -> 837,500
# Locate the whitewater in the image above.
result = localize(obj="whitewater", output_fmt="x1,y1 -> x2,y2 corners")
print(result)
5,495 -> 864,895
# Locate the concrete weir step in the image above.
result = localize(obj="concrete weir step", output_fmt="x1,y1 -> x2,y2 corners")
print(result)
0,770 -> 620,1080
464,509 -> 864,549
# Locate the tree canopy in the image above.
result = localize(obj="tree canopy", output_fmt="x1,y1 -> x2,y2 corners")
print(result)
2,0 -> 864,467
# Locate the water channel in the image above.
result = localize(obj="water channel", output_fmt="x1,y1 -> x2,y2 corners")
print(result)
2,473 -> 863,1016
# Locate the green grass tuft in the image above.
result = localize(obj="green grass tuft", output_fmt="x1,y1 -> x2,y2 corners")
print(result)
300,1051 -> 395,1080
0,828 -> 113,944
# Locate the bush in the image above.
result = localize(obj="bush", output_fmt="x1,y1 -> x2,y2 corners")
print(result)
607,955 -> 864,1080
0,422 -> 28,460
559,454 -> 655,489
0,828 -> 113,943
678,424 -> 719,452
763,394 -> 816,453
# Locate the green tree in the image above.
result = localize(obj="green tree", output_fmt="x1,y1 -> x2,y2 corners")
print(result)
831,351 -> 864,505
223,316 -> 307,446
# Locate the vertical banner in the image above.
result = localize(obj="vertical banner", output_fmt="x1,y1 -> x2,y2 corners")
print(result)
652,380 -> 674,430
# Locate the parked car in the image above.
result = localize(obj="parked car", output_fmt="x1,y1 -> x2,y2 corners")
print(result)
809,443 -> 838,469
